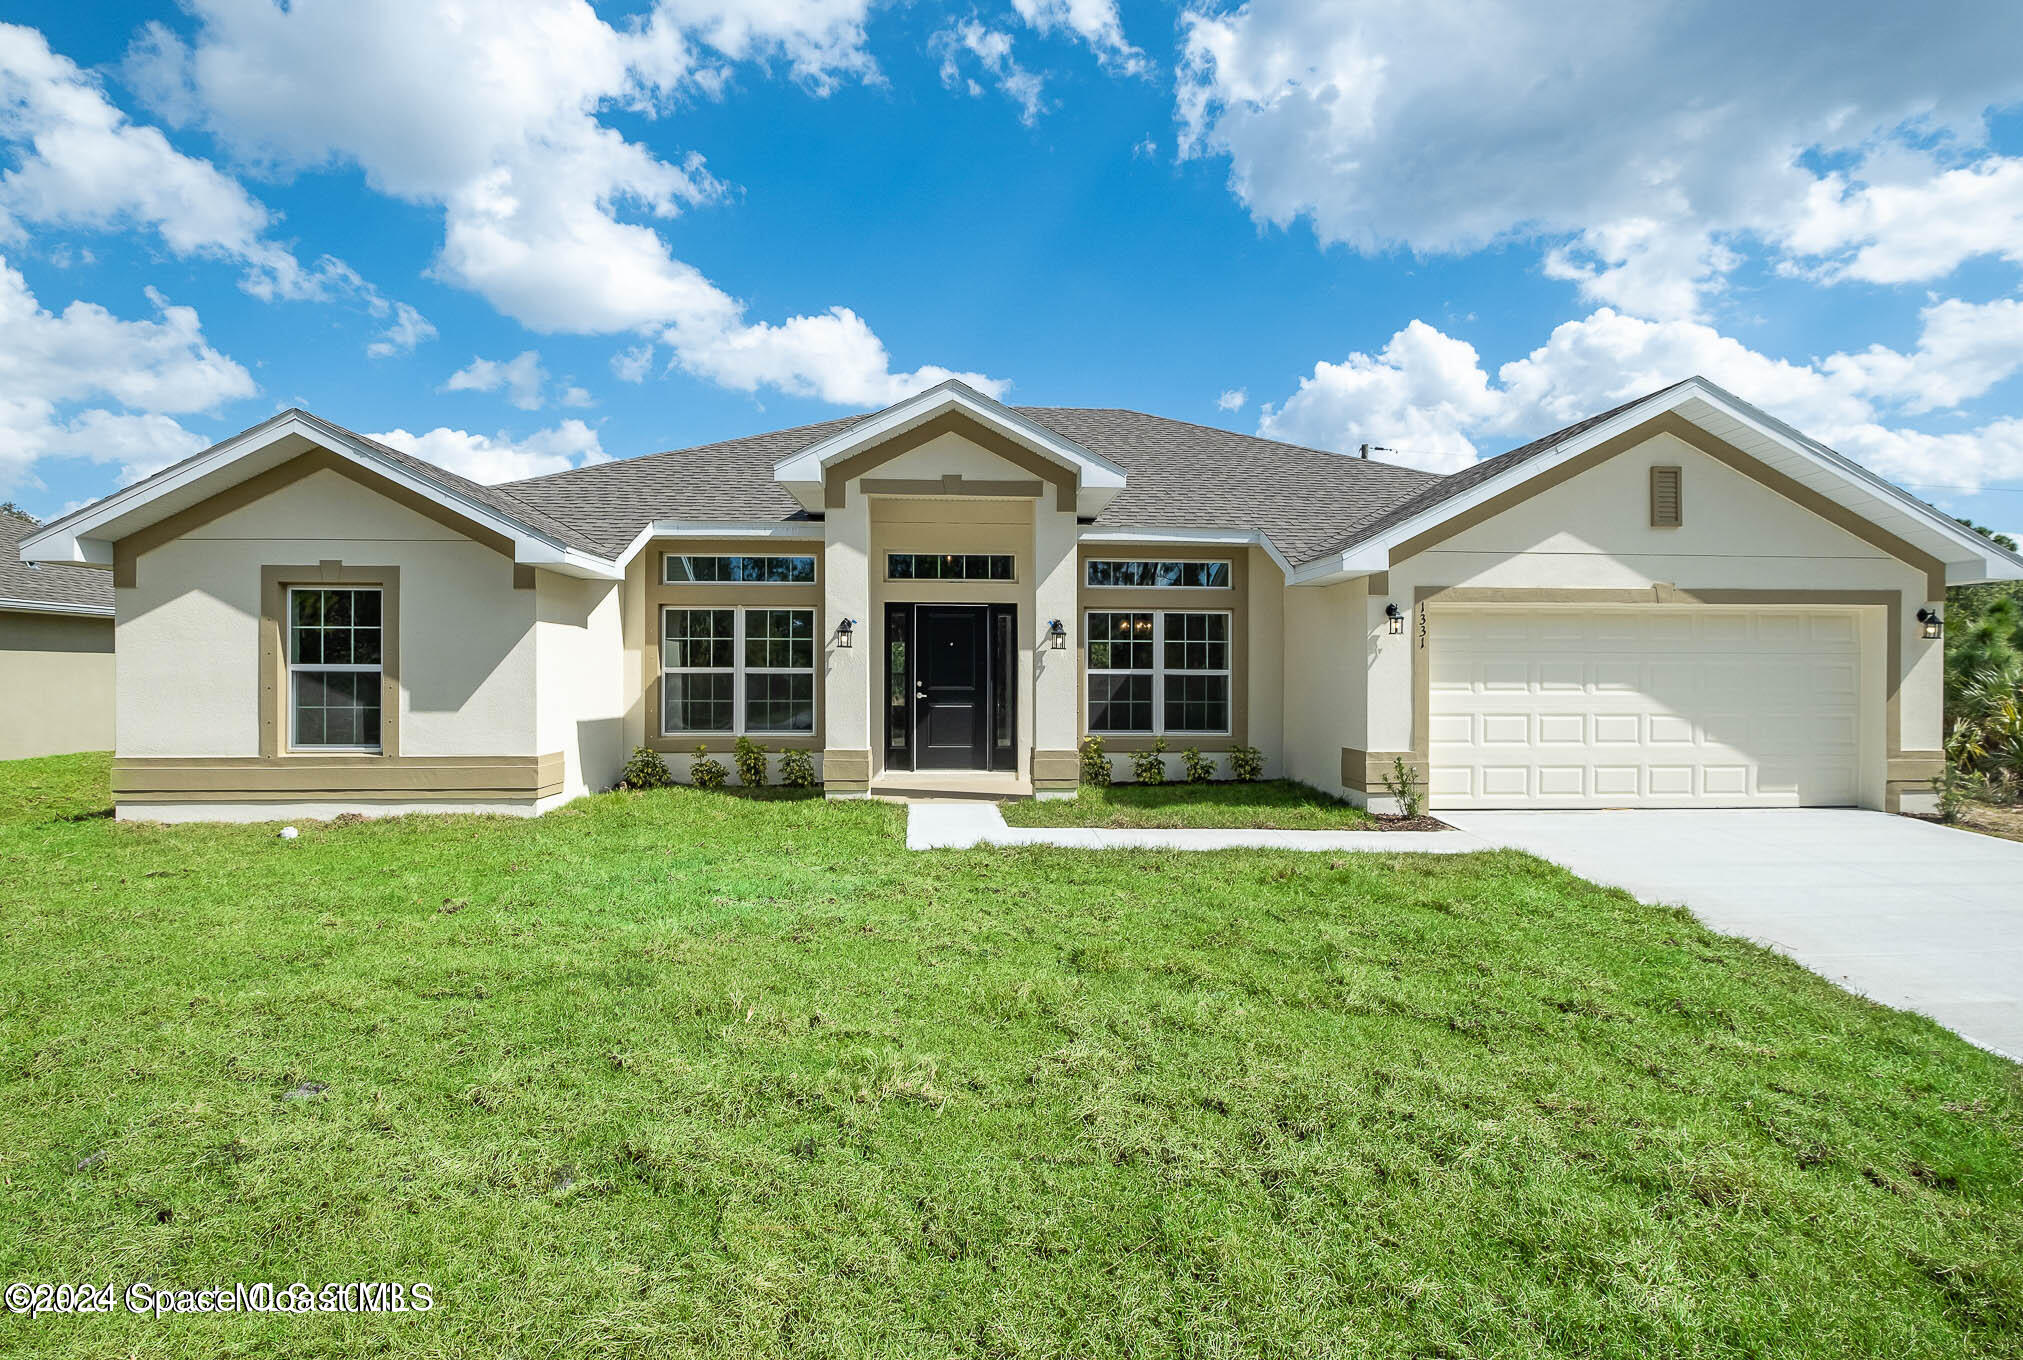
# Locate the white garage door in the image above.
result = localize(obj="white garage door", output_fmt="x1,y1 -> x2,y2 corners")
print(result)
1429,607 -> 1864,809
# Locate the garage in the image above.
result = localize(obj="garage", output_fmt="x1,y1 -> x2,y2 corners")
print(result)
1428,606 -> 1868,809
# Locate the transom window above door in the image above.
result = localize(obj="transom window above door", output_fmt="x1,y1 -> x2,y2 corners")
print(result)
661,606 -> 816,736
1085,610 -> 1231,735
288,586 -> 383,750
1085,559 -> 1231,589
662,553 -> 816,584
886,553 -> 1015,581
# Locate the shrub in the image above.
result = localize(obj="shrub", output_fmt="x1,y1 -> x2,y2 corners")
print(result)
690,745 -> 728,791
1381,755 -> 1425,820
1229,744 -> 1264,783
779,748 -> 817,789
1130,736 -> 1167,785
618,746 -> 674,791
733,735 -> 769,788
1181,745 -> 1215,783
1078,735 -> 1111,786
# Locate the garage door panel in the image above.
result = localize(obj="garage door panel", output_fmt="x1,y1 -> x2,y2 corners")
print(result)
1430,606 -> 1865,809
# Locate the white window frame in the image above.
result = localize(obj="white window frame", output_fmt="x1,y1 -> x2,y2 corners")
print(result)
286,585 -> 384,753
883,551 -> 1017,582
1084,558 -> 1233,590
659,605 -> 818,738
1084,609 -> 1232,737
660,553 -> 818,586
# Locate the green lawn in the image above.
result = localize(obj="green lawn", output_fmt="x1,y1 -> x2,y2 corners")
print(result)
1000,779 -> 1378,829
3,752 -> 2020,1358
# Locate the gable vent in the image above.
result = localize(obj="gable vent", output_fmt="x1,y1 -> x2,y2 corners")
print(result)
1650,465 -> 1682,527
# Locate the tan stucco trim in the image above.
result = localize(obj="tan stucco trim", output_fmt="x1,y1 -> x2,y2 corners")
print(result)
643,539 -> 824,753
824,411 -> 1078,513
821,748 -> 872,784
1340,748 -> 1426,795
1408,586 -> 1906,806
114,752 -> 563,800
1031,748 -> 1079,786
1389,412 -> 1949,600
860,475 -> 1043,499
113,448 -> 518,589
1076,544 -> 1247,751
260,563 -> 401,759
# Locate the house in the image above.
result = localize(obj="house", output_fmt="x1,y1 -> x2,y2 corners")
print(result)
1,508 -> 114,760
18,376 -> 2022,822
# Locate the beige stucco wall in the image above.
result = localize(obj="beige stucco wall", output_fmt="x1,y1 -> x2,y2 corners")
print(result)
1359,430 -> 1941,811
0,609 -> 115,759
118,466 -> 539,759
1280,579 -> 1366,798
536,572 -> 626,799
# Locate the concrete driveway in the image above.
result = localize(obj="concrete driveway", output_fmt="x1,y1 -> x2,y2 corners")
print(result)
1440,809 -> 2023,1062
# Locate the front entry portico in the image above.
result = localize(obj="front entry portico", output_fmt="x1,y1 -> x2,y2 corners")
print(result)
884,602 -> 1017,772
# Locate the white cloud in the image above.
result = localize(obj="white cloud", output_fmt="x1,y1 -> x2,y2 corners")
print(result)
673,305 -> 1007,405
444,350 -> 549,410
149,0 -> 989,408
0,256 -> 254,491
367,418 -> 607,484
1176,1 -> 2023,319
1011,0 -> 1146,75
1215,387 -> 1246,412
611,342 -> 655,382
366,301 -> 436,358
560,384 -> 593,408
1,20 -> 419,338
935,22 -> 1047,126
1258,302 -> 2023,497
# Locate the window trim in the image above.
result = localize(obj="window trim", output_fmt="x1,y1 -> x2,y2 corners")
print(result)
883,551 -> 1018,583
658,604 -> 819,739
259,564 -> 401,760
1084,558 -> 1234,590
1084,608 -> 1233,737
660,552 -> 818,586
285,585 -> 386,753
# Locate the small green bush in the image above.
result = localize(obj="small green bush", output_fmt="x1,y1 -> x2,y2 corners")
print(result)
1229,744 -> 1265,782
618,746 -> 674,791
1078,735 -> 1111,786
691,745 -> 728,791
779,748 -> 817,789
1130,736 -> 1168,785
1181,745 -> 1215,783
733,735 -> 769,788
1381,755 -> 1425,820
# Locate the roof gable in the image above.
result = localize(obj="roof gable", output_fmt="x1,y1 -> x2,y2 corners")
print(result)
1,509 -> 111,616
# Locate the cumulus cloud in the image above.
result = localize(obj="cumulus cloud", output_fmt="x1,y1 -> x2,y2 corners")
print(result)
611,342 -> 655,383
934,21 -> 1048,126
444,350 -> 550,410
1215,387 -> 1246,412
0,256 -> 254,491
1011,0 -> 1146,75
367,302 -> 436,358
1176,1 -> 2023,319
368,418 -> 607,484
1257,302 -> 2023,497
149,0 -> 994,407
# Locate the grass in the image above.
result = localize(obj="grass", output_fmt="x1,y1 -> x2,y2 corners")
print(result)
2,751 -> 2020,1358
1000,779 -> 1378,830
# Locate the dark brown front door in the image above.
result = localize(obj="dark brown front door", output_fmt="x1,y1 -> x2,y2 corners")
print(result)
915,605 -> 988,769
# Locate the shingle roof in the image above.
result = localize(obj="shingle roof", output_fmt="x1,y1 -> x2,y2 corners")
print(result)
502,408 -> 1446,562
1312,381 -> 1692,560
1,509 -> 112,614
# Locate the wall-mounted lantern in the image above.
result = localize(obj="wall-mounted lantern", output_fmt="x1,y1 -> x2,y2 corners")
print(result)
1047,618 -> 1068,650
837,617 -> 856,648
1917,607 -> 1943,640
1385,602 -> 1405,635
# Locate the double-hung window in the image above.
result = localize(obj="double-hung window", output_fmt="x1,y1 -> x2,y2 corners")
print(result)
289,586 -> 383,750
661,607 -> 816,736
1085,610 -> 1230,735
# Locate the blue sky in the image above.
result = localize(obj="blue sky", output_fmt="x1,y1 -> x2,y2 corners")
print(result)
4,1 -> 2021,538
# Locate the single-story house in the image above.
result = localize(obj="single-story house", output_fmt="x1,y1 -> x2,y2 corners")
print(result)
2,507 -> 114,760
19,376 -> 2022,821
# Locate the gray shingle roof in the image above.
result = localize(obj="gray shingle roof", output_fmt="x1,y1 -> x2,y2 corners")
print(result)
1,509 -> 112,614
502,409 -> 1447,563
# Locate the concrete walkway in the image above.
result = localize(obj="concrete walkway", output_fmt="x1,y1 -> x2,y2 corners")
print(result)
1444,809 -> 2023,1062
904,801 -> 1486,852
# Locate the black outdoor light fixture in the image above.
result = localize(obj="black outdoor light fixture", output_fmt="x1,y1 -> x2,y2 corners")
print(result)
1385,602 -> 1405,635
837,617 -> 856,648
1047,618 -> 1068,650
1918,607 -> 1943,640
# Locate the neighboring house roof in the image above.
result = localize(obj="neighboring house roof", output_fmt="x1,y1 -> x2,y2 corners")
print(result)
0,509 -> 112,616
503,406 -> 1446,563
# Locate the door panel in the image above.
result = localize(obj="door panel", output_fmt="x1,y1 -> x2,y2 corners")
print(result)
915,605 -> 988,769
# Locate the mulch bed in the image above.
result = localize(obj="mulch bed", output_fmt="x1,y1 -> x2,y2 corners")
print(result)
1372,815 -> 1452,832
